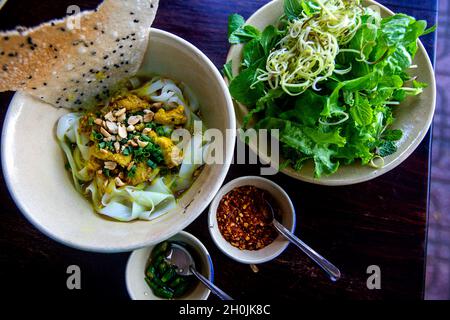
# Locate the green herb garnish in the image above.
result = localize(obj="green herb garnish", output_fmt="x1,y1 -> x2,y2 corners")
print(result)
226,0 -> 435,178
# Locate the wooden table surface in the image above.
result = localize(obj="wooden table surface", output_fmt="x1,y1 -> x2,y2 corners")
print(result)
0,0 -> 437,300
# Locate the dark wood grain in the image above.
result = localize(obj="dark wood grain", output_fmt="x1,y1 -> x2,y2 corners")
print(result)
0,0 -> 437,300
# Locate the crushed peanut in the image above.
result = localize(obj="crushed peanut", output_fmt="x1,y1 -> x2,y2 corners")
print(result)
118,124 -> 127,139
104,161 -> 117,170
114,177 -> 126,187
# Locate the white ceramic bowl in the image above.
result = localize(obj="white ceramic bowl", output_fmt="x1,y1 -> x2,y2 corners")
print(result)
226,0 -> 436,186
1,28 -> 236,252
126,231 -> 213,300
208,176 -> 296,264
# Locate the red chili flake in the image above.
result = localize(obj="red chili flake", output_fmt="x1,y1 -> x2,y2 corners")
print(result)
217,186 -> 279,251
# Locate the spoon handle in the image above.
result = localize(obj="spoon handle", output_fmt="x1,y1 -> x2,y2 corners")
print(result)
190,266 -> 234,300
273,219 -> 341,282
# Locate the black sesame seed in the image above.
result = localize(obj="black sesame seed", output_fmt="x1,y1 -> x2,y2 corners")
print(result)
63,88 -> 67,91
90,41 -> 94,45
103,55 -> 109,59
4,36 -> 9,41
43,82 -> 47,86
133,19 -> 139,23
28,75 -> 33,79
2,65 -> 8,72
130,12 -> 134,15
27,37 -> 33,45
91,51 -> 96,56
32,87 -> 37,90
51,22 -> 55,26
119,45 -> 123,49
0,52 -> 4,55
59,27 -> 66,32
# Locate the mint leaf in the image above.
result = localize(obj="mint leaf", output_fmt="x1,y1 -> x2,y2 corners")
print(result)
228,14 -> 245,38
229,66 -> 264,106
260,25 -> 281,55
228,14 -> 261,44
350,92 -> 373,126
242,39 -> 265,68
284,0 -> 303,20
378,140 -> 397,157
382,129 -> 403,141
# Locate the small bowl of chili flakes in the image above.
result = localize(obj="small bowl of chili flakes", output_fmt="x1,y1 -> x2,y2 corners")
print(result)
208,176 -> 296,264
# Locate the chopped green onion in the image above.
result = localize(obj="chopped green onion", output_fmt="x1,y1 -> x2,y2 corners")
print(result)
147,159 -> 157,169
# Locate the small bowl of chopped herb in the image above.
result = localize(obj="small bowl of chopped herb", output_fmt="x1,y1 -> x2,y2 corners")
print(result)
126,231 -> 214,300
208,176 -> 296,264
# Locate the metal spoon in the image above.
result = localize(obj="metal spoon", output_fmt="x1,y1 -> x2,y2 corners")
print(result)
263,200 -> 341,282
165,243 -> 234,300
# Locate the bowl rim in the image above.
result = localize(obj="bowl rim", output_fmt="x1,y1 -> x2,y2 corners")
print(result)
225,0 -> 436,186
125,230 -> 214,300
1,28 -> 236,253
208,176 -> 296,264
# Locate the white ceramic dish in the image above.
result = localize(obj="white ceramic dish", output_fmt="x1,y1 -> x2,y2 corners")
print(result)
1,28 -> 236,252
126,231 -> 213,300
226,0 -> 436,186
208,176 -> 296,264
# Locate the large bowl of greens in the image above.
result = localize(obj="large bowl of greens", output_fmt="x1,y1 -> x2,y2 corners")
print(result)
225,0 -> 436,185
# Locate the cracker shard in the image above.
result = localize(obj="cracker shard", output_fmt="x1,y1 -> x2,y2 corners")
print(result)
0,0 -> 159,109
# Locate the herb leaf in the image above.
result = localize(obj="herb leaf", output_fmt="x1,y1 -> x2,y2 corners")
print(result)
228,14 -> 261,44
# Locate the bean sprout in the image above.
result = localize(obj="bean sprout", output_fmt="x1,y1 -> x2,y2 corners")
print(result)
255,0 -> 372,96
